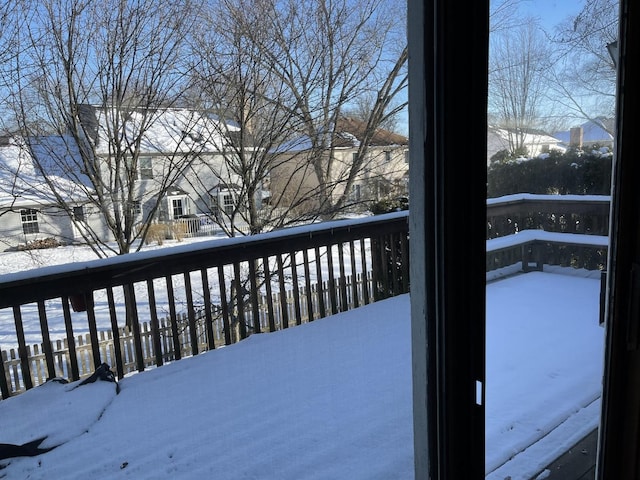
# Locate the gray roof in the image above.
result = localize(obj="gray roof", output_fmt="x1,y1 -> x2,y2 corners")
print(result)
553,118 -> 614,145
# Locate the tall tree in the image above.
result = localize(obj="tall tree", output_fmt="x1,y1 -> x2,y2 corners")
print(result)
0,2 -> 23,132
189,0 -> 408,227
548,0 -> 618,126
5,0 -> 202,256
488,19 -> 553,154
185,0 -> 312,236
268,0 -> 407,219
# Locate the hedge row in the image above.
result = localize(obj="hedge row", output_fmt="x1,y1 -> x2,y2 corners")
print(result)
487,147 -> 612,197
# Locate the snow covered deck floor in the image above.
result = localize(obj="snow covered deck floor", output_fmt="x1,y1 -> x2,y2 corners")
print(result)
0,268 -> 604,479
485,267 -> 603,479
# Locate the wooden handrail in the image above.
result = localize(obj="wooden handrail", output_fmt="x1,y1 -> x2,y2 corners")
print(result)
487,194 -> 611,238
0,212 -> 410,398
0,212 -> 409,308
0,196 -> 613,399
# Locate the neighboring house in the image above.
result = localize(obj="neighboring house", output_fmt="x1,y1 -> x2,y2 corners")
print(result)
269,117 -> 409,215
553,117 -> 615,149
78,106 -> 250,232
487,126 -> 565,165
0,136 -> 106,251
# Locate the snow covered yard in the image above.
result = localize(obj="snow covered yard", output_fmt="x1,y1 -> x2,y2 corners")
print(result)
0,267 -> 604,479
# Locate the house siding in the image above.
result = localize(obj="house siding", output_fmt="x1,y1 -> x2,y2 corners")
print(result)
269,145 -> 409,214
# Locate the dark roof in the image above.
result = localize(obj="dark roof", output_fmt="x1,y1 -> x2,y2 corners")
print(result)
335,117 -> 408,147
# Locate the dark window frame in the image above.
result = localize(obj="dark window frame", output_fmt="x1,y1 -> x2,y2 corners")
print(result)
73,206 -> 85,223
408,0 -> 488,477
20,208 -> 40,235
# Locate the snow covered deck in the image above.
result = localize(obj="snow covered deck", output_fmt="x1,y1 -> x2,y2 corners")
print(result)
0,268 -> 604,479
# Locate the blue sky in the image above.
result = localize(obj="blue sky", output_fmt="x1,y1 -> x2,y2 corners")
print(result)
519,0 -> 585,29
395,1 -> 587,135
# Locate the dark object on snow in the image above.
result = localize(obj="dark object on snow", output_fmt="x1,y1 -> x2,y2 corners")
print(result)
46,377 -> 69,384
77,363 -> 120,394
0,437 -> 53,461
68,293 -> 87,312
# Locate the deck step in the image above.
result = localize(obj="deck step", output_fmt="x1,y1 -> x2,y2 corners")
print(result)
540,428 -> 597,479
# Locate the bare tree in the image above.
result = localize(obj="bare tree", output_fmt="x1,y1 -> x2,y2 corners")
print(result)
490,0 -> 530,33
0,2 -> 24,132
5,0 -> 203,256
183,0 -> 316,236
190,0 -> 408,226
488,19 -> 554,154
547,0 -> 618,126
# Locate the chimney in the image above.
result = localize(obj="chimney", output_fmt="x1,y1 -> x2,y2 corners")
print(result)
570,127 -> 583,147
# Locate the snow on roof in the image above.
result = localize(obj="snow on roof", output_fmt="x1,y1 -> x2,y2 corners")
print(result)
272,117 -> 408,154
0,137 -> 88,208
487,193 -> 611,205
29,135 -> 89,182
0,138 -> 34,175
488,126 -> 563,146
553,118 -> 614,145
89,107 -> 239,155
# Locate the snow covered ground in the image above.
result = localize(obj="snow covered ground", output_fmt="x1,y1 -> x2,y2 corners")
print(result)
0,241 -> 605,479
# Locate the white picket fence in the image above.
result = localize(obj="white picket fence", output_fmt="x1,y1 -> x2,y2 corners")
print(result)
2,272 -> 373,394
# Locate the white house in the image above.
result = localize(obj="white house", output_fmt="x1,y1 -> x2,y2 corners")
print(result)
0,136 -> 106,250
78,106 -> 251,234
269,117 -> 409,215
487,126 -> 565,165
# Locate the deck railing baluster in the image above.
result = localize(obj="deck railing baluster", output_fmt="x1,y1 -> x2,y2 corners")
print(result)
338,243 -> 348,312
290,252 -> 302,326
247,260 -> 261,334
263,257 -> 276,332
326,245 -> 338,315
349,241 -> 359,309
1,213 -> 413,398
276,254 -> 289,329
233,262 -> 247,340
303,249 -> 314,321
201,269 -> 216,349
183,272 -> 199,355
61,295 -> 80,381
314,247 -> 327,318
147,279 -> 163,367
165,276 -> 181,360
217,267 -> 232,345
36,300 -> 55,380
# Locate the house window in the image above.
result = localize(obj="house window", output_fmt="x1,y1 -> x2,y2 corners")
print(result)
73,206 -> 85,222
172,198 -> 184,218
20,209 -> 39,234
129,200 -> 142,217
223,194 -> 234,215
404,150 -> 409,164
351,184 -> 362,201
139,156 -> 153,180
385,151 -> 391,163
211,191 -> 236,216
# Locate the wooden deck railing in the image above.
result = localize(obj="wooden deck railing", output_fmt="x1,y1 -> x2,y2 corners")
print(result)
486,194 -> 610,273
0,212 -> 410,399
487,194 -> 610,238
0,195 -> 612,400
